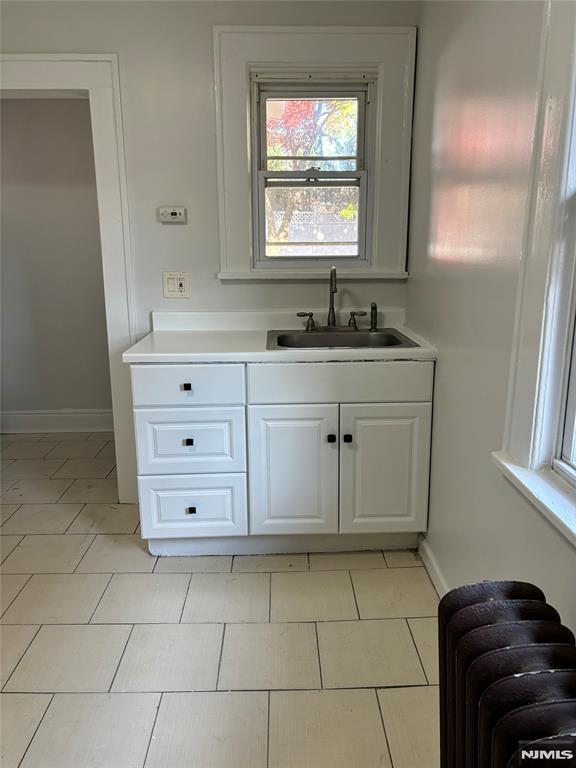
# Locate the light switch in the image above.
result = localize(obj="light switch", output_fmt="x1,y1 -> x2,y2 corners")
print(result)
163,272 -> 190,298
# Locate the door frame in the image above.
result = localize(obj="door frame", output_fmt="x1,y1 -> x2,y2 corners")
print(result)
1,54 -> 137,501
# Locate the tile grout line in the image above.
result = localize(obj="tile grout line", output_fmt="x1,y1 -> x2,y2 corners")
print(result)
1,623 -> 43,692
0,534 -> 26,564
54,478 -> 76,503
347,569 -> 361,620
314,622 -> 324,689
215,623 -> 227,691
63,503 -> 88,534
16,692 -> 54,768
142,691 -> 163,768
381,548 -> 389,568
268,572 -> 272,622
108,623 -> 135,692
266,689 -> 271,768
405,618 -> 430,685
375,686 -> 396,768
72,534 -> 98,573
0,573 -> 33,618
178,574 -> 194,623
87,573 -> 115,623
0,503 -> 23,528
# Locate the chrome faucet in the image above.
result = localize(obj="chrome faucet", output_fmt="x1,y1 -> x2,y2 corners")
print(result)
327,267 -> 337,327
370,302 -> 378,332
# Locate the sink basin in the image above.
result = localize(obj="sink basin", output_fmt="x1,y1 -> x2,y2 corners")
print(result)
267,328 -> 418,350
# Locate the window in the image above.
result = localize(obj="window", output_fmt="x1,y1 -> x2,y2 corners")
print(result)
213,26 -> 416,280
251,80 -> 373,266
492,2 -> 576,547
556,316 -> 576,486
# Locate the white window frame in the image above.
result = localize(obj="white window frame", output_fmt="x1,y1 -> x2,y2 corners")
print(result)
213,26 -> 416,281
251,78 -> 372,269
554,302 -> 576,485
493,1 -> 576,547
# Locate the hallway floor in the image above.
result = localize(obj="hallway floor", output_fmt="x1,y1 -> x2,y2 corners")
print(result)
1,432 -> 440,768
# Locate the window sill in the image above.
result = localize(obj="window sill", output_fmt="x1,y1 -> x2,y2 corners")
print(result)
218,270 -> 408,281
492,450 -> 576,548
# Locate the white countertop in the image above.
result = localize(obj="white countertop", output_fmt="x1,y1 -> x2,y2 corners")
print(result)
122,324 -> 437,364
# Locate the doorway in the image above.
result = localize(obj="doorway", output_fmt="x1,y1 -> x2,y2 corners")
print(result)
0,56 -> 137,502
1,93 -> 112,433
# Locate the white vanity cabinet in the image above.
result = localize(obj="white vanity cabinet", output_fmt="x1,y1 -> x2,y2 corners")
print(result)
246,362 -> 433,535
130,358 -> 434,541
132,363 -> 248,539
248,401 -> 432,535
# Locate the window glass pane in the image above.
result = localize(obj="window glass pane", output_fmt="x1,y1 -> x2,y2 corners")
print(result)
562,329 -> 576,470
264,183 -> 359,258
265,98 -> 359,171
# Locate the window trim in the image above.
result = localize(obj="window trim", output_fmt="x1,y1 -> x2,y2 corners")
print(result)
494,1 -> 576,547
213,26 -> 416,280
250,79 -> 372,269
558,312 -> 576,470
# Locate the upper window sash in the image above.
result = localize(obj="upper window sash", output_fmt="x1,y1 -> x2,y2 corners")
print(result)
255,83 -> 369,174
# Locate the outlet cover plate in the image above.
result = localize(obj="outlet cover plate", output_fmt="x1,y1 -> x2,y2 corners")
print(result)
163,272 -> 190,298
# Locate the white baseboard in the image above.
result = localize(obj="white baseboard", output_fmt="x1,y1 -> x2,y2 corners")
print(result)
418,536 -> 450,597
1,409 -> 113,433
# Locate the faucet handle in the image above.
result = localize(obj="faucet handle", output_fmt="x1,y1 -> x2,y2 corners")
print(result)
297,312 -> 315,332
348,311 -> 367,331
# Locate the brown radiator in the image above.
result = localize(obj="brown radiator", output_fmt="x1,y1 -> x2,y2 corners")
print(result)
439,581 -> 576,767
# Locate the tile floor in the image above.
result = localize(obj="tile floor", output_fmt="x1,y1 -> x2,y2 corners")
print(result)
0,431 -> 440,768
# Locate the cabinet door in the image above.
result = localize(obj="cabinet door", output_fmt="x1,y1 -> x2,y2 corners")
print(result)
340,403 -> 431,533
248,404 -> 339,534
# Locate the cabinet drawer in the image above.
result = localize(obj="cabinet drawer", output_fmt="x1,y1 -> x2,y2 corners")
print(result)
131,364 -> 245,407
134,407 -> 246,475
247,361 -> 434,404
138,474 -> 247,538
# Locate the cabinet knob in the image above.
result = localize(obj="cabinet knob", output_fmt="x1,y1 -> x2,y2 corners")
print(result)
184,438 -> 194,446
182,383 -> 192,391
343,434 -> 353,443
186,506 -> 197,515
327,434 -> 337,443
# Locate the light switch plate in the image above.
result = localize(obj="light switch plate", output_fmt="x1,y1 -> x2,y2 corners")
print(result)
163,272 -> 190,298
157,206 -> 187,224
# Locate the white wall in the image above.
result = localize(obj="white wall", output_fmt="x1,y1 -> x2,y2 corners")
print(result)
1,97 -> 112,414
1,2 -> 421,336
407,1 -> 576,629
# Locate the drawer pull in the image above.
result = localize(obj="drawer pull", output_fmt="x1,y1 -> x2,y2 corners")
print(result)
343,433 -> 353,443
327,434 -> 337,443
186,506 -> 197,515
182,383 -> 192,391
184,438 -> 195,446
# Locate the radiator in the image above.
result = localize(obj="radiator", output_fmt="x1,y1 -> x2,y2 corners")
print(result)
439,581 -> 576,768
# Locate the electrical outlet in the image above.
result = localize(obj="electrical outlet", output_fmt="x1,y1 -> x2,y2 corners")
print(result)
163,272 -> 190,298
157,206 -> 187,224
